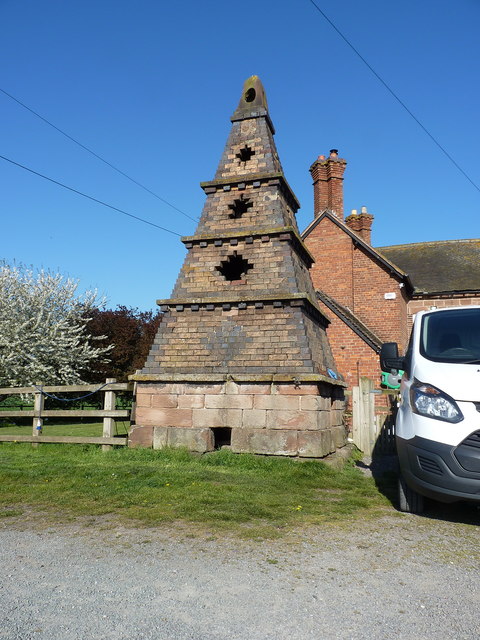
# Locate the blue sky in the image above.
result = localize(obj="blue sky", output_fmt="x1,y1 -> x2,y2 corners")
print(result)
1,0 -> 479,311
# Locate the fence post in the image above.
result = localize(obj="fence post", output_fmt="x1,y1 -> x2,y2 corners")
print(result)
352,384 -> 361,451
102,378 -> 116,451
130,380 -> 137,427
364,377 -> 376,456
32,384 -> 44,448
352,377 -> 376,456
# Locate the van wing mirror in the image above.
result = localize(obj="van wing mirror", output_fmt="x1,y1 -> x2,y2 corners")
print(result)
380,342 -> 405,372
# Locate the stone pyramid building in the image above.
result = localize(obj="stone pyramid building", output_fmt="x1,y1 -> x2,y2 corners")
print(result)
130,76 -> 346,457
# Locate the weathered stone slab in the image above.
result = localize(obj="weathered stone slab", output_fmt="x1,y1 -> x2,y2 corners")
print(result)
184,384 -> 224,395
151,408 -> 193,428
135,393 -> 152,409
331,424 -> 347,448
322,429 -> 336,455
128,425 -> 153,448
152,426 -> 169,449
225,380 -> 239,395
276,384 -> 320,395
151,394 -> 178,409
318,410 -> 332,429
334,407 -> 346,426
300,396 -> 323,411
297,432 -> 323,457
134,406 -> 154,426
236,384 -> 271,395
254,395 -> 300,411
316,395 -> 332,411
140,383 -> 185,394
241,409 -> 267,429
166,427 -> 214,453
298,430 -> 333,457
205,395 -> 253,409
177,394 -> 205,409
266,409 -> 318,430
192,408 -> 242,428
231,428 -> 298,456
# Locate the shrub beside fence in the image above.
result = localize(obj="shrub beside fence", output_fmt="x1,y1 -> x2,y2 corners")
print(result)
0,378 -> 134,450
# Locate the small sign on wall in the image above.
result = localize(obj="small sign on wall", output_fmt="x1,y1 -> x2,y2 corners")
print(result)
384,292 -> 397,300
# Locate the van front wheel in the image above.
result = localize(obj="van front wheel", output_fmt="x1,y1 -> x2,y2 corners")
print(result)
398,475 -> 424,514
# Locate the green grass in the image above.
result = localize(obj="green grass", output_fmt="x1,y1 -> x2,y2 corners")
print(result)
0,444 -> 390,537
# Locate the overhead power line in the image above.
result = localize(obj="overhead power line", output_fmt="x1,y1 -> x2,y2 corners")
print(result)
0,87 -> 199,222
0,153 -> 182,237
307,0 -> 480,195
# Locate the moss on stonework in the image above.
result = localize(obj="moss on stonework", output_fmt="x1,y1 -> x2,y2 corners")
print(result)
155,292 -> 324,317
129,372 -> 346,387
180,226 -> 315,266
200,172 -> 300,210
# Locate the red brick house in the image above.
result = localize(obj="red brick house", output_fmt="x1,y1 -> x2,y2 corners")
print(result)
302,150 -> 480,390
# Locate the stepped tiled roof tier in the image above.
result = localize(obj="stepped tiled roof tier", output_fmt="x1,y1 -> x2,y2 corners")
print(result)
130,77 -> 346,458
136,76 -> 339,380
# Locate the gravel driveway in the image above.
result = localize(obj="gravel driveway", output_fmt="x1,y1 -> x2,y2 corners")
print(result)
1,506 -> 479,640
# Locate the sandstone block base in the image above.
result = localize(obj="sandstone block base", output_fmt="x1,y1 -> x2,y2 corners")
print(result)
129,379 -> 346,458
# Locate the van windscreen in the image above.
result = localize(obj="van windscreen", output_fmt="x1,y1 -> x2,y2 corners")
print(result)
420,308 -> 480,363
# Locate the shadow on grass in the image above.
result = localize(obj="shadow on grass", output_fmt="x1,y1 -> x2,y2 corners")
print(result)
358,430 -> 480,527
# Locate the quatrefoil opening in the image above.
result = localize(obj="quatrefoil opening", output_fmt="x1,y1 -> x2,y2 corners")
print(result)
228,195 -> 253,219
236,145 -> 255,163
216,252 -> 253,281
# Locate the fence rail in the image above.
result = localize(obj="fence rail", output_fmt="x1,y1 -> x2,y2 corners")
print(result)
0,378 -> 134,450
0,383 -> 131,394
1,410 -> 130,418
0,435 -> 127,445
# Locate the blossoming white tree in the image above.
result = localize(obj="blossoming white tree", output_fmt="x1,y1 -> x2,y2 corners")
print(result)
0,262 -> 110,386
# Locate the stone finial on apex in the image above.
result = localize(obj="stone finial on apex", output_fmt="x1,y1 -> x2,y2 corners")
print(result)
231,76 -> 272,127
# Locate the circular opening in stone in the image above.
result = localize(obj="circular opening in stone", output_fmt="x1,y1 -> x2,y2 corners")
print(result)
244,88 -> 256,103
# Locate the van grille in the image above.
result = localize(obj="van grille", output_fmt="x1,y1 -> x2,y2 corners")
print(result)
417,455 -> 443,475
460,430 -> 480,449
454,431 -> 480,473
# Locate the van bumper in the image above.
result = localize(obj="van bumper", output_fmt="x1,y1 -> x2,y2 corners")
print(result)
397,434 -> 480,503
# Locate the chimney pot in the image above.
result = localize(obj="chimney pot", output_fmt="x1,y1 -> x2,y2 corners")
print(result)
345,206 -> 374,244
310,151 -> 347,219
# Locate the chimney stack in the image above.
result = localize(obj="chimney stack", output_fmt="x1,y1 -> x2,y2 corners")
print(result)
309,150 -> 347,219
345,206 -> 374,244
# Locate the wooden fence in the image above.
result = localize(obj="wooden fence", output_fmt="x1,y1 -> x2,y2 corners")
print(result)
0,375 -> 395,456
351,377 -> 397,457
0,378 -> 134,450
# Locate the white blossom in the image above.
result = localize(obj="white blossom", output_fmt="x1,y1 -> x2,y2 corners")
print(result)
0,262 -> 111,386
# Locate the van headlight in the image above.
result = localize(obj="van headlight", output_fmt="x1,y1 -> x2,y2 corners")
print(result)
410,381 -> 463,423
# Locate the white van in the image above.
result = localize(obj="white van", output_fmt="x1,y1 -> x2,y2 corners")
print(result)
380,305 -> 480,513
